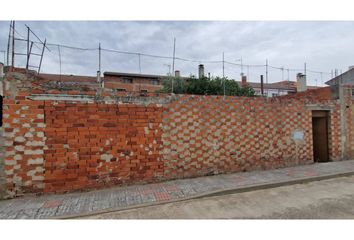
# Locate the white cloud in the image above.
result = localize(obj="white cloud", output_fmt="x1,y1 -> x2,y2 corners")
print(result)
1,21 -> 353,86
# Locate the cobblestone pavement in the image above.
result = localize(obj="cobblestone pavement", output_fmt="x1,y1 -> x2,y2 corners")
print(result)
1,160 -> 354,219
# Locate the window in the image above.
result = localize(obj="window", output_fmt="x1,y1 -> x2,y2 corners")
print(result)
122,77 -> 133,84
140,89 -> 148,96
352,89 -> 354,97
272,93 -> 279,97
116,88 -> 126,92
151,79 -> 159,85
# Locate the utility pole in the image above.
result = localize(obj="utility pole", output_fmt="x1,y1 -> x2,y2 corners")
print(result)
58,45 -> 62,81
172,37 -> 176,74
287,68 -> 290,81
26,26 -> 30,70
222,52 -> 226,97
171,37 -> 176,93
265,59 -> 268,97
260,75 -> 264,96
138,53 -> 141,74
98,42 -> 101,74
304,62 -> 307,76
11,20 -> 15,68
240,56 -> 243,76
222,52 -> 225,78
281,66 -> 284,80
265,59 -> 268,84
6,21 -> 12,66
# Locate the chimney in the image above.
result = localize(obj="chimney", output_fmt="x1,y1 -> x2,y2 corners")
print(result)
198,64 -> 204,79
0,62 -> 4,79
296,73 -> 307,92
241,75 -> 247,87
175,70 -> 180,78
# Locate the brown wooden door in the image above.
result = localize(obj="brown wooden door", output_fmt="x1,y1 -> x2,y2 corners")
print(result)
312,112 -> 329,162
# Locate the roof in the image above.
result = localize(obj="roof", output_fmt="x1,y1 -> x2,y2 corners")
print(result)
104,71 -> 189,80
104,71 -> 165,79
242,80 -> 320,91
325,68 -> 354,86
37,72 -> 320,91
38,73 -> 98,83
240,80 -> 293,90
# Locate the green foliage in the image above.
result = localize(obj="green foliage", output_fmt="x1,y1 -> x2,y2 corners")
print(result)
159,75 -> 256,97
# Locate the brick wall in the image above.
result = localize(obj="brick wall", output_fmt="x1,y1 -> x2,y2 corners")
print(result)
2,98 -> 46,197
350,102 -> 354,159
43,101 -> 164,193
0,126 -> 6,198
161,95 -> 342,179
0,72 -> 350,198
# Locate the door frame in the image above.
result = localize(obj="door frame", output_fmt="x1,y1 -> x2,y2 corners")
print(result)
312,110 -> 330,162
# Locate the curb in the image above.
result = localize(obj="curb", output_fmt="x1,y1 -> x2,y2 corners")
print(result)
56,170 -> 354,219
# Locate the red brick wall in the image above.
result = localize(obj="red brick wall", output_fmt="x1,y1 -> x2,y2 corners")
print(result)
161,95 -> 316,179
43,101 -> 164,193
2,97 -> 46,197
350,102 -> 354,159
280,87 -> 333,100
0,72 -> 349,197
104,75 -> 162,92
328,104 -> 342,161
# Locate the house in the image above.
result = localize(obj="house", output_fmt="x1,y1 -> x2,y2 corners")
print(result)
325,66 -> 354,99
238,77 -> 320,97
37,71 -> 164,93
103,72 -> 163,93
33,65 -> 320,96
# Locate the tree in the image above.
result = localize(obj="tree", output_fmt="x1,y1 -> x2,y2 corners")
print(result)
159,75 -> 256,97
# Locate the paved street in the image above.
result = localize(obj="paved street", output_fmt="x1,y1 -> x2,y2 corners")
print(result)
83,175 -> 354,219
1,160 -> 354,219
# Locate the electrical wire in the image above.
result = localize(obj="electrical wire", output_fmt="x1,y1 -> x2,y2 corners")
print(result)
12,39 -> 333,75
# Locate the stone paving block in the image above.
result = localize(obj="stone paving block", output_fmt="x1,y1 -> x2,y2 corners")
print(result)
0,160 -> 354,219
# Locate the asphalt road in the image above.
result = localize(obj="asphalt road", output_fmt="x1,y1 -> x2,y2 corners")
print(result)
81,175 -> 354,219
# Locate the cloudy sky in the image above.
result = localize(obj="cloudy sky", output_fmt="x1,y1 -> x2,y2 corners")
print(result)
1,21 -> 354,86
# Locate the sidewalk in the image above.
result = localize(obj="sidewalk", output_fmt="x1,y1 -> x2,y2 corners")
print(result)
1,160 -> 354,219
